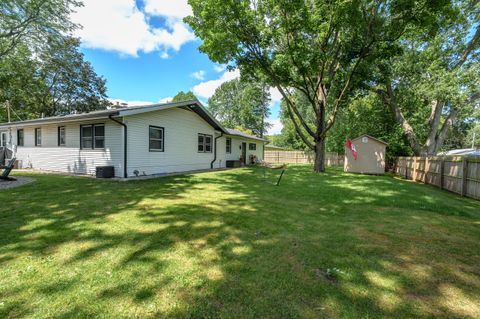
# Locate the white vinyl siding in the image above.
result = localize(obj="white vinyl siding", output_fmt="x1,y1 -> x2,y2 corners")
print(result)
9,121 -> 123,177
224,135 -> 264,163
126,107 -> 219,176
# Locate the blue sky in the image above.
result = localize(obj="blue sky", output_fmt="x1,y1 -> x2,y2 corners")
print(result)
73,0 -> 282,134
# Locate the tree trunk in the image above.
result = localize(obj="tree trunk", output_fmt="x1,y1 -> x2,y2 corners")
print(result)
314,138 -> 326,172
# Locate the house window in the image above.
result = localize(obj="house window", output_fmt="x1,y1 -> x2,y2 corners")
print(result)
35,128 -> 42,146
58,126 -> 66,146
149,126 -> 164,152
198,133 -> 212,153
249,143 -> 256,150
0,132 -> 6,147
81,124 -> 104,149
17,129 -> 24,146
226,138 -> 232,153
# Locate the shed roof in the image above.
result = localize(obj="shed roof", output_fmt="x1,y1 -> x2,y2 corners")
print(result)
351,134 -> 388,146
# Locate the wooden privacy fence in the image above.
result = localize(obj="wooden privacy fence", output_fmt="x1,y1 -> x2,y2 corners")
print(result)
264,150 -> 344,166
395,156 -> 480,200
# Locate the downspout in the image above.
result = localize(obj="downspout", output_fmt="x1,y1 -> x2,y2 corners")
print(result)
210,131 -> 224,169
108,114 -> 127,178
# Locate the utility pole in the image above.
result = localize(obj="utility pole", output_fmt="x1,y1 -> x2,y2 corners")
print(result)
6,100 -> 11,123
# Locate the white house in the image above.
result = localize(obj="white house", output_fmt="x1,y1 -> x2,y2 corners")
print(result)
0,100 -> 265,178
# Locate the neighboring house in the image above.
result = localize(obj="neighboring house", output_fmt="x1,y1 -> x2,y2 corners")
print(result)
344,134 -> 387,175
0,100 -> 265,178
437,148 -> 480,157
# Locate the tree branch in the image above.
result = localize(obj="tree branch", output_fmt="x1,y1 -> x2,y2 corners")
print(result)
454,24 -> 480,69
376,81 -> 424,155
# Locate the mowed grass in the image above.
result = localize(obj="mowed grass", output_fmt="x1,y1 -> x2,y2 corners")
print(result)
0,166 -> 479,318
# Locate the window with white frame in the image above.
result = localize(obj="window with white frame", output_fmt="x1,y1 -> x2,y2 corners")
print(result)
249,143 -> 256,150
81,124 -> 104,149
17,129 -> 24,146
35,128 -> 42,146
226,138 -> 232,153
58,126 -> 66,146
149,126 -> 164,152
198,133 -> 212,153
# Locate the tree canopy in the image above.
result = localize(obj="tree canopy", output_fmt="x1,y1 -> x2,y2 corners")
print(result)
186,0 -> 454,171
372,1 -> 480,155
171,91 -> 197,102
208,78 -> 270,137
0,0 -> 109,122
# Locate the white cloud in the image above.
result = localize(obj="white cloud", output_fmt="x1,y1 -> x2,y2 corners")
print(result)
158,97 -> 173,103
109,98 -> 155,107
144,0 -> 193,19
213,64 -> 227,73
71,0 -> 195,57
159,51 -> 169,59
269,87 -> 283,103
191,70 -> 206,80
192,69 -> 240,99
266,118 -> 283,135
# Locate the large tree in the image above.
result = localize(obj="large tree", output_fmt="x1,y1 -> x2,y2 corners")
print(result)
208,78 -> 270,136
0,36 -> 109,120
186,0 -> 450,172
36,36 -> 109,116
0,0 -> 80,59
374,1 -> 480,155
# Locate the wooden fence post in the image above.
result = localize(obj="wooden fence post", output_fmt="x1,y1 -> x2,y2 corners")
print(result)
413,157 -> 417,181
440,157 -> 445,190
461,157 -> 468,196
405,158 -> 408,179
425,157 -> 429,183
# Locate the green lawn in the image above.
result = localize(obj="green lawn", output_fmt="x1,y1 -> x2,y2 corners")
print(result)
1,166 -> 479,318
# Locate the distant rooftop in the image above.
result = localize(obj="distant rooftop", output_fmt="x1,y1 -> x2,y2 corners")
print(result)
438,148 -> 480,156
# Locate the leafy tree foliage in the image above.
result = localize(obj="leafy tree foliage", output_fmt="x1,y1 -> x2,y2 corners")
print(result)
0,37 -> 109,121
208,78 -> 270,136
373,1 -> 480,155
171,91 -> 197,102
186,0 -> 452,172
1,1 -> 109,122
0,0 -> 80,58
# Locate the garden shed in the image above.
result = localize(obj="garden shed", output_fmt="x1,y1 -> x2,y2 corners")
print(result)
344,135 -> 387,174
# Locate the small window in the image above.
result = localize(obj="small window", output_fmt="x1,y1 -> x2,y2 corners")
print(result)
81,124 -> 104,149
226,138 -> 231,153
198,133 -> 213,153
58,126 -> 66,146
94,125 -> 105,149
17,129 -> 24,146
35,128 -> 42,146
249,143 -> 256,150
149,126 -> 164,152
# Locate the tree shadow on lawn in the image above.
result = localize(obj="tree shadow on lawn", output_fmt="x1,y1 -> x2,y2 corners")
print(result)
0,166 -> 479,318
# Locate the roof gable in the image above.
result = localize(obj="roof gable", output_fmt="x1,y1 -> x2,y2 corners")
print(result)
351,134 -> 388,145
0,100 -> 226,133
